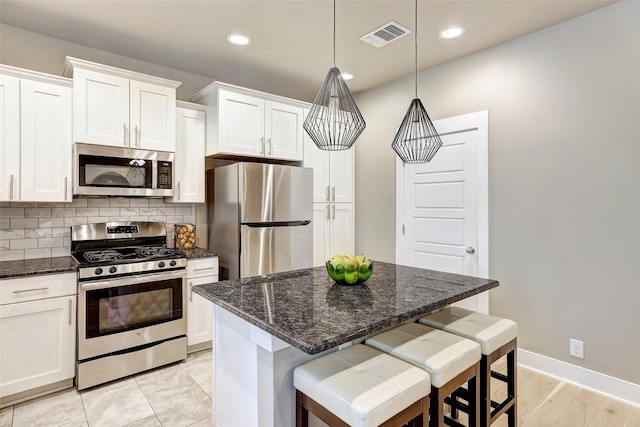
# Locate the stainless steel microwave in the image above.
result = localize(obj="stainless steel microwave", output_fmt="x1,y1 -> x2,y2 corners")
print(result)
73,143 -> 174,197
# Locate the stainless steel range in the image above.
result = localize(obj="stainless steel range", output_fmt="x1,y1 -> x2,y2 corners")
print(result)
71,221 -> 187,390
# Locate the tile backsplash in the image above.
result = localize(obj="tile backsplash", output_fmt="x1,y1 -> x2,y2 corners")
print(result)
0,198 -> 195,261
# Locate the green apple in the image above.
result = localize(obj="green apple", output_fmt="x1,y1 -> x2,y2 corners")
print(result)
330,254 -> 345,269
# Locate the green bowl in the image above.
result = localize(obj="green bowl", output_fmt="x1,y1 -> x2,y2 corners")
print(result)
325,260 -> 374,286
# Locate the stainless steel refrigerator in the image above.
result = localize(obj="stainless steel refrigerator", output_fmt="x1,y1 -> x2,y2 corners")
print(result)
208,162 -> 313,280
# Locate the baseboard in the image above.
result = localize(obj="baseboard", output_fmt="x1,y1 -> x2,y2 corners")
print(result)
518,348 -> 640,408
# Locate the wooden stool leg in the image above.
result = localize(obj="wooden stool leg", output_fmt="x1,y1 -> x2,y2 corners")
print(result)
481,354 -> 491,427
296,390 -> 308,427
429,386 -> 445,427
507,347 -> 518,427
470,363 -> 480,427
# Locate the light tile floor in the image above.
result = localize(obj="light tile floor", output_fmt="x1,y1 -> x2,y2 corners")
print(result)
1,350 -> 639,427
0,350 -> 214,427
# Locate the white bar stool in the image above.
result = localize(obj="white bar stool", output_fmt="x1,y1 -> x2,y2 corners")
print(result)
365,323 -> 481,427
294,343 -> 430,427
419,307 -> 517,427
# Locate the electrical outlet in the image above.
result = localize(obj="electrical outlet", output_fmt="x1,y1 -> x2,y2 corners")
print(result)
570,338 -> 584,359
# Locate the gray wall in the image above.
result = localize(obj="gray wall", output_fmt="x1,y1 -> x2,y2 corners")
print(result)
354,1 -> 640,384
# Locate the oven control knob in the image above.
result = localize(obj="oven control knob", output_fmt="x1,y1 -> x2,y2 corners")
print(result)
109,266 -> 117,274
158,261 -> 166,268
95,267 -> 103,275
170,260 -> 177,267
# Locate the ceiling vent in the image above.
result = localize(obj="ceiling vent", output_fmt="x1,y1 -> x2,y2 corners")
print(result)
360,21 -> 411,48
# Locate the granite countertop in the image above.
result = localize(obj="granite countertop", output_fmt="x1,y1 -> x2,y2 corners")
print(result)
0,256 -> 79,279
176,247 -> 219,259
193,261 -> 499,354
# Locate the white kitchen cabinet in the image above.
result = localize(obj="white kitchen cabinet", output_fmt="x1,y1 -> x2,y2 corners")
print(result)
303,110 -> 354,203
191,82 -> 304,161
170,102 -> 206,203
186,257 -> 219,352
0,65 -> 72,203
0,273 -> 76,404
311,202 -> 354,267
64,57 -> 180,152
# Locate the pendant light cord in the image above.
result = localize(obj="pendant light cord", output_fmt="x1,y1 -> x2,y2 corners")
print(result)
333,0 -> 336,66
414,0 -> 418,98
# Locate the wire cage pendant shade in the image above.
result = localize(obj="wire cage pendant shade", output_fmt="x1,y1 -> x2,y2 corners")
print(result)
392,0 -> 442,163
391,98 -> 442,163
304,66 -> 366,151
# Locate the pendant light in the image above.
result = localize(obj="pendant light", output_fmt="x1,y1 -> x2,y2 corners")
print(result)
391,0 -> 442,163
303,0 -> 366,151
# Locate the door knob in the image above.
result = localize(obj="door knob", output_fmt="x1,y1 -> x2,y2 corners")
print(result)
466,247 -> 476,254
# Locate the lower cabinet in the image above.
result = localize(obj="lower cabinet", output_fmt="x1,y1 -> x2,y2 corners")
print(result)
311,202 -> 354,267
186,257 -> 219,352
0,273 -> 76,405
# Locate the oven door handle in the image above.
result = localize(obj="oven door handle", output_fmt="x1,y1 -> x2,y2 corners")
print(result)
79,269 -> 186,291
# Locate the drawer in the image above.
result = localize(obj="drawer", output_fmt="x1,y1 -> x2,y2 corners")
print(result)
0,273 -> 77,305
187,257 -> 219,278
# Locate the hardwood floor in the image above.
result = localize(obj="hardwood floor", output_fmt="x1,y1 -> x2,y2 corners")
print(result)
0,350 -> 638,426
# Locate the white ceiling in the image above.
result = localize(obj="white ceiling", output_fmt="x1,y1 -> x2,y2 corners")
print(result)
0,0 -> 618,101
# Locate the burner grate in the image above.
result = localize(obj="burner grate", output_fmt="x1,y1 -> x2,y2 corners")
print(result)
135,246 -> 180,259
83,250 -> 123,263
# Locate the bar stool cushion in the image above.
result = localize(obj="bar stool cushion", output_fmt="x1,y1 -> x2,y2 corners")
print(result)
365,323 -> 480,388
419,307 -> 518,355
294,344 -> 430,427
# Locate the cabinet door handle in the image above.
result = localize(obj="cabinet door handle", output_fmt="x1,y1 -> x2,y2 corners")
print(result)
193,267 -> 214,272
134,125 -> 139,146
258,137 -> 264,154
123,123 -> 128,145
267,138 -> 272,155
189,281 -> 193,302
9,174 -> 14,200
325,204 -> 330,220
68,299 -> 72,325
325,186 -> 330,202
64,177 -> 68,200
332,204 -> 336,220
331,186 -> 335,202
13,287 -> 49,294
176,182 -> 181,200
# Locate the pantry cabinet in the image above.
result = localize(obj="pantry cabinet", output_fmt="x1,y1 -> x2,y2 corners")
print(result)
170,102 -> 206,203
186,257 -> 219,352
0,65 -> 72,203
191,83 -> 304,161
0,273 -> 76,403
64,57 -> 180,152
304,122 -> 355,266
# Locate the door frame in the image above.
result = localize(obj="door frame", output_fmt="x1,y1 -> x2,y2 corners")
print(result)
395,110 -> 489,306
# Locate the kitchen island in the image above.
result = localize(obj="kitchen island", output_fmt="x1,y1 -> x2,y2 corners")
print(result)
193,261 -> 498,427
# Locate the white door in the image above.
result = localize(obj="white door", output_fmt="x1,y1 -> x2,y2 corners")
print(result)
329,149 -> 354,203
218,90 -> 264,157
265,101 -> 303,161
329,203 -> 355,259
172,106 -> 205,203
312,203 -> 328,267
397,111 -> 489,313
130,80 -> 176,151
0,74 -> 20,202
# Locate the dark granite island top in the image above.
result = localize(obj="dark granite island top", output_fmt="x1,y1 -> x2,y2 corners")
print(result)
193,260 -> 499,355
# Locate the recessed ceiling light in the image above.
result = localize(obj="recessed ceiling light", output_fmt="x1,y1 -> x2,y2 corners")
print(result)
227,34 -> 251,46
341,73 -> 354,81
439,26 -> 465,39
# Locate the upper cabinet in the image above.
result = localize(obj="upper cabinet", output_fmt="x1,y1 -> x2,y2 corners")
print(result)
64,57 -> 180,152
0,65 -> 73,203
191,83 -> 304,162
170,101 -> 206,203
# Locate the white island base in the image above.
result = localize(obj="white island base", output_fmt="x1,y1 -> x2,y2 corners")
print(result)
213,306 -> 334,427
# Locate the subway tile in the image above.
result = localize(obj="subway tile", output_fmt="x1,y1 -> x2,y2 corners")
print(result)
52,247 -> 70,257
120,208 -> 139,216
25,248 -> 51,259
128,216 -> 150,222
65,217 -> 88,226
109,216 -> 129,222
10,218 -> 39,228
9,202 -> 35,208
148,216 -> 167,223
0,218 -> 9,228
0,250 -> 24,261
158,208 -> 175,216
0,208 -> 25,218
183,215 -> 195,223
87,198 -> 110,208
63,237 -> 71,247
99,208 -> 120,216
25,207 -> 52,217
0,229 -> 25,239
76,208 -> 100,216
109,198 -> 130,208
129,199 -> 149,208
38,202 -> 67,208
87,217 -> 105,224
52,208 -> 77,217
52,227 -> 71,237
175,207 -> 194,215
38,237 -> 64,248
0,202 -> 10,208
140,208 -> 158,216
10,239 -> 38,250
148,199 -> 167,207
39,217 -> 64,227
166,216 -> 182,224
0,240 -> 8,250
25,228 -> 53,239
70,198 -> 88,207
